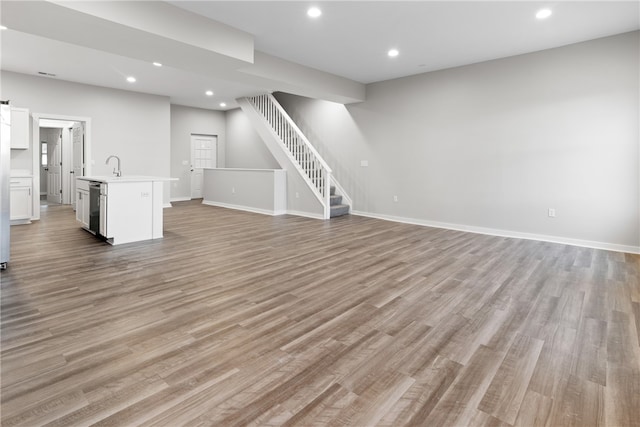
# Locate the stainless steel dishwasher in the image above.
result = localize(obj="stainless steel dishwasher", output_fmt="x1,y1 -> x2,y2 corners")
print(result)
89,182 -> 101,235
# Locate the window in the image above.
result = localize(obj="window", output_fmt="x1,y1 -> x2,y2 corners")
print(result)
41,142 -> 47,167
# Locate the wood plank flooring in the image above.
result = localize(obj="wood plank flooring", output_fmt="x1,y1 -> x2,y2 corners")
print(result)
1,201 -> 639,426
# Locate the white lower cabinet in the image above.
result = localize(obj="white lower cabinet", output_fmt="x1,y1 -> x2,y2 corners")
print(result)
76,178 -> 90,229
10,177 -> 33,222
76,189 -> 90,229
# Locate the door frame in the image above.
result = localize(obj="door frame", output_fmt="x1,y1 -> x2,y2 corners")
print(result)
31,113 -> 91,221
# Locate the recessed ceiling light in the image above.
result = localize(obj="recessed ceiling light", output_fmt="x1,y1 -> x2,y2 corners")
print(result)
0,25 -> 7,31
152,62 -> 162,67
536,9 -> 552,19
388,49 -> 399,58
307,7 -> 322,18
126,76 -> 136,83
220,102 -> 227,108
205,90 -> 214,96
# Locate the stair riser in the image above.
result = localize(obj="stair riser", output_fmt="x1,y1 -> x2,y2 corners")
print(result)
330,204 -> 349,218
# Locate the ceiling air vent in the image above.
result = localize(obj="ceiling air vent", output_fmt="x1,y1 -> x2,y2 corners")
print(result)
37,71 -> 56,77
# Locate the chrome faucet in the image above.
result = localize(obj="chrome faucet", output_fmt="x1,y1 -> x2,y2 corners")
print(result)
105,155 -> 122,177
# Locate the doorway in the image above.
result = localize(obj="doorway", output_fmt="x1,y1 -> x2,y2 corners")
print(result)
38,119 -> 84,206
190,134 -> 217,199
31,114 -> 91,221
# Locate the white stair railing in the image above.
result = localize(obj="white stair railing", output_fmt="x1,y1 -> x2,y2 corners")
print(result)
246,94 -> 332,218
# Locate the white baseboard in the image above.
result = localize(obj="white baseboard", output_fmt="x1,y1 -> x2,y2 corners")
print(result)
170,197 -> 191,203
163,203 -> 172,208
202,200 -> 285,216
351,210 -> 640,255
286,210 -> 325,220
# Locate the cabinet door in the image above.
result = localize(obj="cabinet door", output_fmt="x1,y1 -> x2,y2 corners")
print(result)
76,191 -> 82,223
99,194 -> 108,237
82,192 -> 90,229
10,108 -> 29,149
10,187 -> 32,220
76,190 -> 90,229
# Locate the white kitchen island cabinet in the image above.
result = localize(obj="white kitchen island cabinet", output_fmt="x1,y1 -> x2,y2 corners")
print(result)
76,176 -> 176,245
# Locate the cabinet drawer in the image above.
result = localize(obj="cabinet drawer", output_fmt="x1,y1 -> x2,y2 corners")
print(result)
76,179 -> 90,192
10,177 -> 32,187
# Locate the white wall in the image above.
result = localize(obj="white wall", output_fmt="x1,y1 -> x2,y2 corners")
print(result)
275,31 -> 639,251
170,104 -> 226,201
225,108 -> 278,169
1,71 -> 171,203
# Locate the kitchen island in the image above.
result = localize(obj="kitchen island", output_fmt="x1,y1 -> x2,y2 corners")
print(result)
76,176 -> 176,245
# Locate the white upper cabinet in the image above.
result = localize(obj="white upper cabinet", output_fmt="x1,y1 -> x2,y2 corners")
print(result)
10,107 -> 29,149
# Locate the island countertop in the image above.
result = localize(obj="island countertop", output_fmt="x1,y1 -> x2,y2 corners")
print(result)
77,175 -> 177,183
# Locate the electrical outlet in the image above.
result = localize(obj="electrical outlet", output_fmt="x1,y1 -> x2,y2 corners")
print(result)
295,192 -> 299,198
360,160 -> 369,167
548,208 -> 556,218
393,195 -> 398,202
231,187 -> 235,194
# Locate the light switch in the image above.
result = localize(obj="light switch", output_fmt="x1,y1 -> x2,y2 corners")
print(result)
360,160 -> 369,167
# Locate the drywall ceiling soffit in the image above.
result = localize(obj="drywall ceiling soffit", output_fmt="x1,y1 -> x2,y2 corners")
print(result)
1,1 -> 253,75
0,30 -> 266,110
49,0 -> 255,63
236,52 -> 366,104
0,0 -> 365,105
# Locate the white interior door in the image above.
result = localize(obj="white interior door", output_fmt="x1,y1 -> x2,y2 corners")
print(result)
61,127 -> 72,204
40,141 -> 48,196
46,129 -> 62,204
190,134 -> 217,199
71,123 -> 84,204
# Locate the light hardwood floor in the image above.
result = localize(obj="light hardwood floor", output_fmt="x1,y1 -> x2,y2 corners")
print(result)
1,201 -> 639,426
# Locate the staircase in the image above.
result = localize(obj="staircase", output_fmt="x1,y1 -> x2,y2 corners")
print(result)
238,94 -> 350,219
330,186 -> 349,218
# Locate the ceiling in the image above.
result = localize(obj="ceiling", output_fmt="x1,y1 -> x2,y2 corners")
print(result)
172,1 -> 640,84
1,1 -> 638,110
